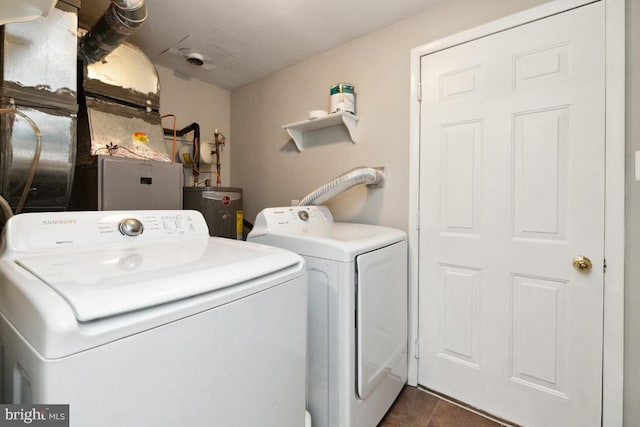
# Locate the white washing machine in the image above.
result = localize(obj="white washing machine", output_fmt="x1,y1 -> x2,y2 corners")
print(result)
248,206 -> 407,427
0,210 -> 307,427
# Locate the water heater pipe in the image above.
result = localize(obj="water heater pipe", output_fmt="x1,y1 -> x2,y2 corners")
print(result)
298,166 -> 385,206
214,129 -> 226,186
163,122 -> 200,181
78,0 -> 147,64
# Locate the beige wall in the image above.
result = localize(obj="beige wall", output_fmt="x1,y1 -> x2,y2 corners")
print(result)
156,65 -> 231,187
626,0 -> 640,424
230,0 -> 546,230
231,0 -> 639,424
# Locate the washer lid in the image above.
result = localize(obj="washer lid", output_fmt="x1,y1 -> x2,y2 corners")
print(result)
15,237 -> 302,322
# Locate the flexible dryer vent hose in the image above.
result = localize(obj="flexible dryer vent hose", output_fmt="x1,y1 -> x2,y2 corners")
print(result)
298,166 -> 384,206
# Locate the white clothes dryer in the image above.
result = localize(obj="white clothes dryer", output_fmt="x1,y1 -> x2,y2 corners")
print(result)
0,210 -> 307,427
248,206 -> 407,427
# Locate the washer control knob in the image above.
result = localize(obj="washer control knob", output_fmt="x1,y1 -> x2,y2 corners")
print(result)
298,210 -> 309,221
119,218 -> 144,237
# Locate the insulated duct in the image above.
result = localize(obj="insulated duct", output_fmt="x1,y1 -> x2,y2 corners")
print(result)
0,108 -> 42,215
298,166 -> 385,206
78,0 -> 147,64
0,4 -> 78,212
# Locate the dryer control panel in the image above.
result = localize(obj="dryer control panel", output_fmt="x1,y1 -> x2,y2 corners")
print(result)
250,206 -> 333,236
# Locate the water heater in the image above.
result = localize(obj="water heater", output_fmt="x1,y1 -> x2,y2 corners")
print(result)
183,187 -> 243,239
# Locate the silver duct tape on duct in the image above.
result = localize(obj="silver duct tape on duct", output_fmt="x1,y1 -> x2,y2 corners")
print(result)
84,97 -> 167,162
76,11 -> 163,165
0,4 -> 78,211
75,37 -> 165,165
0,105 -> 76,211
71,3 -> 175,211
298,167 -> 385,206
78,0 -> 148,64
82,39 -> 160,110
1,5 -> 77,110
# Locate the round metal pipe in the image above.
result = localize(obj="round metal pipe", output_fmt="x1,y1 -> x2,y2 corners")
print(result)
79,0 -> 147,64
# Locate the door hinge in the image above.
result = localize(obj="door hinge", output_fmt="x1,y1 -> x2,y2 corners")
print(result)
416,212 -> 420,230
604,258 -> 607,274
414,339 -> 420,359
417,83 -> 422,102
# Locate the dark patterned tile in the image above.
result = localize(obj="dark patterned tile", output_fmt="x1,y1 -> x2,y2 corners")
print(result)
379,386 -> 439,427
426,400 -> 502,427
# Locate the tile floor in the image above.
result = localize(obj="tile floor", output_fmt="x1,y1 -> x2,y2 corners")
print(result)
379,386 -> 514,427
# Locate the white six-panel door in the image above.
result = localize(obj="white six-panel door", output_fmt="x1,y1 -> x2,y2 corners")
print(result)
417,2 -> 605,426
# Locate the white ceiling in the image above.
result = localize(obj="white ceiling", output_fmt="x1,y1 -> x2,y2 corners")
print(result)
78,0 -> 443,90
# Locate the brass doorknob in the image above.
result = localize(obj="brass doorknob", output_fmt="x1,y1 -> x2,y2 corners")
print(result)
572,256 -> 592,272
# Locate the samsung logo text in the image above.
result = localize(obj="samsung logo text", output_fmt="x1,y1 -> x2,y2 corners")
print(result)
41,220 -> 77,226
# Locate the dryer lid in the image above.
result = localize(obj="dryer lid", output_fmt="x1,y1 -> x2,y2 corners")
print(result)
15,237 -> 302,322
250,222 -> 406,262
248,206 -> 407,261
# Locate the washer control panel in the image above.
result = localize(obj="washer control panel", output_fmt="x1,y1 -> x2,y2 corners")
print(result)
2,210 -> 210,255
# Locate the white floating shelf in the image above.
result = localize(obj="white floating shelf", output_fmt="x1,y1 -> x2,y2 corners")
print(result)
283,111 -> 359,151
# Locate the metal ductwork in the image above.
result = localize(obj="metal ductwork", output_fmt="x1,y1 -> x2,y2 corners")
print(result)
71,11 -> 179,211
0,2 -> 79,213
79,0 -> 147,64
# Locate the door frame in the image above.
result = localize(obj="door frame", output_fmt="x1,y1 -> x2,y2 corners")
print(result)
407,0 -> 625,424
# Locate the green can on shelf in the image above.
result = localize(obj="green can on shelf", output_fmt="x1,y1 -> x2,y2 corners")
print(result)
330,83 -> 355,114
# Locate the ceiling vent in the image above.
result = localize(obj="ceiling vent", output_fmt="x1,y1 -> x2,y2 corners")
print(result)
158,34 -> 235,72
186,52 -> 205,67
